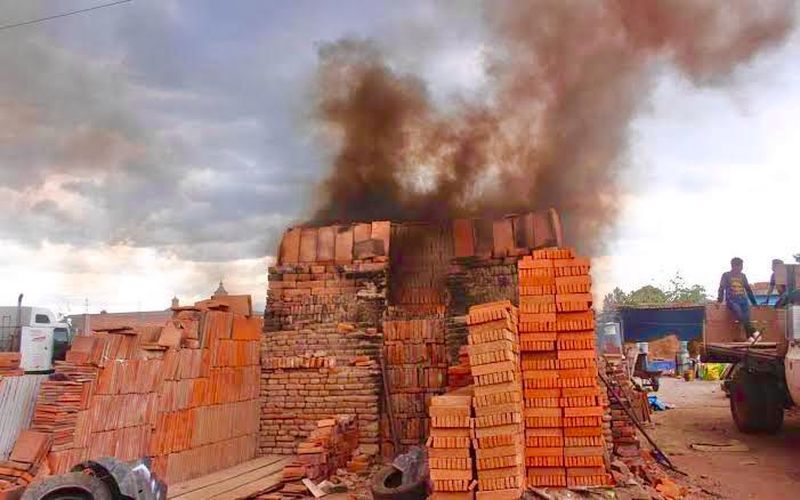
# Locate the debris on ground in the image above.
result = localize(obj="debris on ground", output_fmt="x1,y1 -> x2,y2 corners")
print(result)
689,440 -> 749,453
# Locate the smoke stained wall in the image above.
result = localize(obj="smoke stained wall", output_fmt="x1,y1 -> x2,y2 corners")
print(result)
310,0 -> 796,254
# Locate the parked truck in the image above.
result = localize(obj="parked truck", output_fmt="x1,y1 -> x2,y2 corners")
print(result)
703,263 -> 800,434
0,295 -> 71,373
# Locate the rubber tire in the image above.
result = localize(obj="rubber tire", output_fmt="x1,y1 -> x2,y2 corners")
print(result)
760,379 -> 785,434
730,371 -> 784,434
650,377 -> 660,392
21,471 -> 113,500
370,465 -> 427,500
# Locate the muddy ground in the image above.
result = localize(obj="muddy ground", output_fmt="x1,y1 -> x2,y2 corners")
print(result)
649,377 -> 800,499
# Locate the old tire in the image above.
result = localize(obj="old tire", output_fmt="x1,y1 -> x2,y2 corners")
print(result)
760,381 -> 785,434
730,371 -> 784,434
370,465 -> 427,500
21,471 -> 113,500
730,370 -> 764,433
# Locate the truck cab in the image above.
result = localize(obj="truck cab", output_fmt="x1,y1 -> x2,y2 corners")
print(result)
0,305 -> 70,373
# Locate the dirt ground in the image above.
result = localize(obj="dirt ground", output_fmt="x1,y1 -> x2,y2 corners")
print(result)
649,377 -> 800,499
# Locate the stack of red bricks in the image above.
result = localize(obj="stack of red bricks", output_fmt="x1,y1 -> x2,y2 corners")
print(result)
279,415 -> 359,494
467,301 -> 525,499
0,353 -> 22,376
382,318 -> 447,456
259,324 -> 382,456
16,297 -> 263,485
518,249 -> 610,488
447,345 -> 473,390
427,387 -> 475,499
602,356 -> 645,459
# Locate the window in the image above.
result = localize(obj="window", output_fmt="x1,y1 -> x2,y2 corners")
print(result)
54,328 -> 68,342
35,314 -> 50,324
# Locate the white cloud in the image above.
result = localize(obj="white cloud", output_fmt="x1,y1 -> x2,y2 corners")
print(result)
0,240 -> 269,316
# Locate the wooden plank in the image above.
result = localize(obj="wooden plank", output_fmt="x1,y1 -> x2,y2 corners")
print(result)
173,457 -> 289,500
168,455 -> 286,499
214,465 -> 287,500
0,375 -> 47,460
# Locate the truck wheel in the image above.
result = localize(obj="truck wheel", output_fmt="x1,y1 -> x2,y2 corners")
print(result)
760,380 -> 785,434
21,471 -> 113,500
730,371 -> 766,433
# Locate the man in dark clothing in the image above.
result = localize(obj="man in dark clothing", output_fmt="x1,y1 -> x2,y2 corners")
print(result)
717,257 -> 758,339
766,258 -> 787,307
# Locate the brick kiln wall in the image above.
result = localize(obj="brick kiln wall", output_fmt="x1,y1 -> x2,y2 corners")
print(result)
260,261 -> 388,454
258,326 -> 382,455
446,257 -> 520,363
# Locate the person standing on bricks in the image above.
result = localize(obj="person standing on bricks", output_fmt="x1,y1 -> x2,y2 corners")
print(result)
717,257 -> 759,342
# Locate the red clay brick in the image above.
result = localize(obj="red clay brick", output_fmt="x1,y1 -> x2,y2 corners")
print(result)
453,219 -> 475,258
298,228 -> 318,263
279,227 -> 301,264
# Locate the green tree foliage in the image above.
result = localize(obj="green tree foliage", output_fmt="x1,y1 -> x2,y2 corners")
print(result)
603,272 -> 708,312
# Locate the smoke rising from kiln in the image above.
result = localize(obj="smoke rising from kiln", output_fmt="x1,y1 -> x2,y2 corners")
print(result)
311,0 -> 796,253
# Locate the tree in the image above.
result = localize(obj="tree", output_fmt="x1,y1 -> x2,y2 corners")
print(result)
602,272 -> 708,312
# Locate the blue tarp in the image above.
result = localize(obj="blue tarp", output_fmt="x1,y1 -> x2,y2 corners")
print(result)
618,306 -> 705,343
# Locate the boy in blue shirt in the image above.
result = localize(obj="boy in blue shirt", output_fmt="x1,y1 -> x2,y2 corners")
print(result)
717,257 -> 758,341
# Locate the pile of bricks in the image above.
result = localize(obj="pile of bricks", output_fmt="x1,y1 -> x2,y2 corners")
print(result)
16,297 -> 263,485
0,430 -> 51,495
427,387 -> 475,499
467,301 -> 525,499
447,345 -> 473,390
518,249 -> 610,488
0,353 -> 22,377
259,325 -> 382,455
382,319 -> 447,456
279,415 -> 359,494
602,356 -> 647,459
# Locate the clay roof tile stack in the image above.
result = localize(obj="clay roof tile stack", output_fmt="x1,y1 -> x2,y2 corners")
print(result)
467,301 -> 525,500
14,296 -> 262,486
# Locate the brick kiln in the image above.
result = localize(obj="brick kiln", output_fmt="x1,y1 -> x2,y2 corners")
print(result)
259,210 -> 564,458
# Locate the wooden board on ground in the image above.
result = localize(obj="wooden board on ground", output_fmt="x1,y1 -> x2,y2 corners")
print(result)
168,455 -> 289,499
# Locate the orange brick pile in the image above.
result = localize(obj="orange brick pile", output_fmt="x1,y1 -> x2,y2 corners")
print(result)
259,324 -> 382,456
447,345 -> 473,390
427,387 -> 475,499
16,297 -> 262,485
602,356 -> 648,459
467,301 -> 525,500
280,415 -> 359,492
0,430 -> 51,494
382,318 -> 447,455
518,248 -> 611,488
0,353 -> 22,376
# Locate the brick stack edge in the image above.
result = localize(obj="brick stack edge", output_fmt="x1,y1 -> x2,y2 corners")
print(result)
19,299 -> 262,485
467,301 -> 525,499
427,387 -> 475,499
518,248 -> 612,488
602,357 -> 647,459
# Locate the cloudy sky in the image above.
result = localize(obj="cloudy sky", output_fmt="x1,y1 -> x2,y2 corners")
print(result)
1,0 -> 799,316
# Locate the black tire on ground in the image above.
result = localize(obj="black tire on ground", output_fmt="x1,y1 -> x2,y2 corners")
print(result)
370,465 -> 427,500
730,369 -> 764,433
760,378 -> 785,434
730,370 -> 784,434
21,471 -> 113,500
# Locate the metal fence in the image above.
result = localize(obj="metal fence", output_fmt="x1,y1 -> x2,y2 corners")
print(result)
0,313 -> 17,352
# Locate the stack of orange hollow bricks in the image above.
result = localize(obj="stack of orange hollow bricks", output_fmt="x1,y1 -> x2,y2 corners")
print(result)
467,301 -> 525,499
518,248 -> 611,488
427,387 -> 475,499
